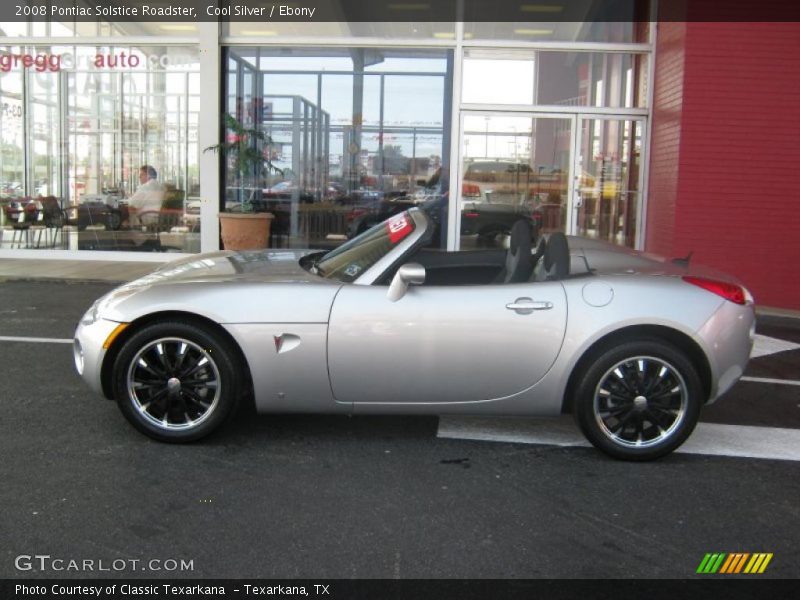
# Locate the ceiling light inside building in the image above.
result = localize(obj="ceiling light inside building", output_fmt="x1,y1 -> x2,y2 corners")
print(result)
158,25 -> 197,32
520,4 -> 564,12
238,30 -> 279,36
513,28 -> 554,36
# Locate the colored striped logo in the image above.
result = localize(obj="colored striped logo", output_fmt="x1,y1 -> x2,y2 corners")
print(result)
696,553 -> 773,574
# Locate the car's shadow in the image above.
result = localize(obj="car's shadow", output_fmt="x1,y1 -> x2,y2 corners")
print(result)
208,405 -> 441,446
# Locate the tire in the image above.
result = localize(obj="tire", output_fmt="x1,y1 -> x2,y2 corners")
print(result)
112,321 -> 243,443
573,338 -> 703,461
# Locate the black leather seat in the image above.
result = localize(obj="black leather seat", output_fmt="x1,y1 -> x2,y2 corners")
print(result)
540,231 -> 570,280
498,219 -> 534,283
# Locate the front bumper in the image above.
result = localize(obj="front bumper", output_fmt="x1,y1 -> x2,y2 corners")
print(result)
74,318 -> 125,398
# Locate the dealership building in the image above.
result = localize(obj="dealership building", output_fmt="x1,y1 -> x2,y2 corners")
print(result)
0,1 -> 798,309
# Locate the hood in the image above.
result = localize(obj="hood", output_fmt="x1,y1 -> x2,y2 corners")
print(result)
119,250 -> 325,290
93,249 -> 341,324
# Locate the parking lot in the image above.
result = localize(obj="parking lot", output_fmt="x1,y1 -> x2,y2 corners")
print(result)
1,280 -> 798,579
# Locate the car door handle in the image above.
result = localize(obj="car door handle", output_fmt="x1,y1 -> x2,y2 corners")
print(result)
505,297 -> 553,314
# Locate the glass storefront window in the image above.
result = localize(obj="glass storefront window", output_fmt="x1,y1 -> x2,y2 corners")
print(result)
222,47 -> 452,250
465,21 -> 650,44
465,0 -> 650,43
0,44 -> 200,253
0,57 -> 24,202
463,49 -> 648,109
463,56 -> 535,105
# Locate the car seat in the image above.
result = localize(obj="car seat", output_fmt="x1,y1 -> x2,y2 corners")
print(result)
534,232 -> 570,281
496,219 -> 534,283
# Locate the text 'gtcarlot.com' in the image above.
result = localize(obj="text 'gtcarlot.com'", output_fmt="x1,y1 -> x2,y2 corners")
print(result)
14,554 -> 194,572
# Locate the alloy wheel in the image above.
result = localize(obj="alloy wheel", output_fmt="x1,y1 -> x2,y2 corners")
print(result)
126,337 -> 221,431
593,355 -> 688,449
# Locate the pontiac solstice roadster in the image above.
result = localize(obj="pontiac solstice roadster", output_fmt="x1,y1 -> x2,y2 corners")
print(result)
74,208 -> 754,460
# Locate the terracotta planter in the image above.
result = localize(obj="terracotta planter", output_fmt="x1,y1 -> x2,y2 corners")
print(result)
219,212 -> 274,250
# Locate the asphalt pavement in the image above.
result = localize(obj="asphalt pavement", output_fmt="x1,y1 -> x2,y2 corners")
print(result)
0,280 -> 798,579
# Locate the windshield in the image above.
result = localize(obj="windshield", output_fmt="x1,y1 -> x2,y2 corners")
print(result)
313,212 -> 417,283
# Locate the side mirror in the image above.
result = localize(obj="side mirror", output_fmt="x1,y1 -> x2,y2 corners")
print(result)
387,263 -> 426,302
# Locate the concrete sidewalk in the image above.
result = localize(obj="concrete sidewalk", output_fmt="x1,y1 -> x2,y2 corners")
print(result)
0,258 -> 158,283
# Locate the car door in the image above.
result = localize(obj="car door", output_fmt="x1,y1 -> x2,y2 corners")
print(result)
327,281 -> 567,405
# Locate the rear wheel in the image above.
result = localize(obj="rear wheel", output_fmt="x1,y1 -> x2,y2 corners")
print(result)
573,339 -> 703,461
112,321 -> 242,442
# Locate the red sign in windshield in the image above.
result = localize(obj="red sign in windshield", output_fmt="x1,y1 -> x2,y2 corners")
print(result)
385,212 -> 414,244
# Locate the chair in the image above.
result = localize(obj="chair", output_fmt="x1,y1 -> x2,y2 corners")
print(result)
135,207 -> 185,251
39,196 -> 68,249
3,202 -> 41,249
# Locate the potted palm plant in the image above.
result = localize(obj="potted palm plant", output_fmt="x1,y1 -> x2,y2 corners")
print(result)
204,113 -> 282,250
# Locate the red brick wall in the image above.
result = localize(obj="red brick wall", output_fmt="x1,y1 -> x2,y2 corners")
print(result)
645,20 -> 686,258
647,18 -> 800,309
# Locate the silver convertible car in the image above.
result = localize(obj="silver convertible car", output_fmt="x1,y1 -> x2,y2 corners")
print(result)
74,209 -> 754,460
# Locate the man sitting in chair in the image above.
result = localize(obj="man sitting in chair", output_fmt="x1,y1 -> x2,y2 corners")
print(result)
126,165 -> 165,229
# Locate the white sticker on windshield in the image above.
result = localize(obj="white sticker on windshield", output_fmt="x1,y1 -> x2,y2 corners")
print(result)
344,264 -> 362,278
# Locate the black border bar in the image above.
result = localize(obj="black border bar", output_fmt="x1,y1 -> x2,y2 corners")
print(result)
1,0 -> 799,23
2,579 -> 798,600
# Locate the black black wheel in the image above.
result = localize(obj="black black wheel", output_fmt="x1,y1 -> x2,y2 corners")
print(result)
573,339 -> 703,461
112,321 -> 243,442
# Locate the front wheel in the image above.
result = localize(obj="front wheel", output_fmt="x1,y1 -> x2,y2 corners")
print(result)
112,321 -> 242,442
573,339 -> 703,461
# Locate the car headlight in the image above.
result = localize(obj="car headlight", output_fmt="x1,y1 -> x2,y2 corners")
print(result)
80,300 -> 101,326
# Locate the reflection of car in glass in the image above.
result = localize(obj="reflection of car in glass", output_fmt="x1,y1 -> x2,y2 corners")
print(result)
1,181 -> 23,195
463,161 -> 569,206
463,160 -> 534,203
259,182 -> 313,204
75,208 -> 755,461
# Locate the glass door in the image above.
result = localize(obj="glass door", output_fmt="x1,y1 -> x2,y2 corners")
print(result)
457,112 -> 575,249
573,116 -> 645,247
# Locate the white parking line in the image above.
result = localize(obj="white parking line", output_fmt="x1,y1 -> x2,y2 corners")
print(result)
0,335 -> 72,344
437,416 -> 800,462
741,376 -> 800,387
752,333 -> 800,358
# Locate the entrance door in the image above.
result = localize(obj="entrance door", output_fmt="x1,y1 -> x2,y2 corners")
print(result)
572,116 -> 645,247
457,113 -> 575,249
456,112 -> 645,248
